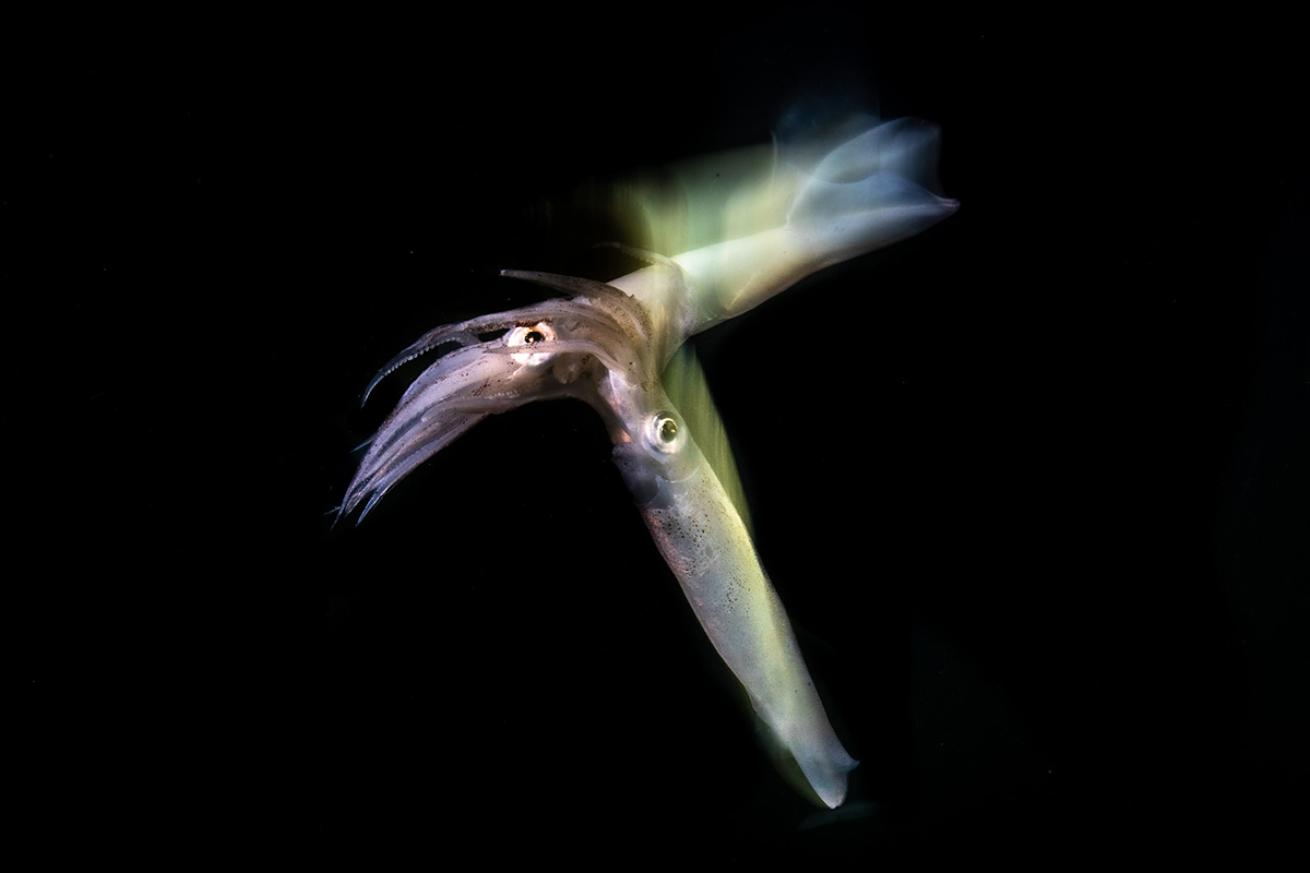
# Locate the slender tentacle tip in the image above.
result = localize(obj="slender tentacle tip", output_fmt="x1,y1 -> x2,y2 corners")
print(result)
340,112 -> 955,806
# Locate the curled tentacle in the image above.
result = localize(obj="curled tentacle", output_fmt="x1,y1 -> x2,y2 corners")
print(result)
342,290 -> 642,525
341,349 -> 517,521
360,302 -> 577,407
360,330 -> 479,409
353,413 -> 486,522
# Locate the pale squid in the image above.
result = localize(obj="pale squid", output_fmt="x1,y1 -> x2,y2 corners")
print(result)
340,115 -> 957,808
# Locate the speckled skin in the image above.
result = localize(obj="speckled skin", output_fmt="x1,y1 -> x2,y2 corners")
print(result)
613,434 -> 858,808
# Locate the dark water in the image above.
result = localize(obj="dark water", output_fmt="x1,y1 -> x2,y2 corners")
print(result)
19,11 -> 1306,861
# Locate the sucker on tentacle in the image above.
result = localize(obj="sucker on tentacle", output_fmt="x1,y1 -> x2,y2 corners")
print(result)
360,330 -> 480,409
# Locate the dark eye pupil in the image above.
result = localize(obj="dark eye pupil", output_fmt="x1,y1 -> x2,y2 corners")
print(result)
659,418 -> 678,442
524,330 -> 545,344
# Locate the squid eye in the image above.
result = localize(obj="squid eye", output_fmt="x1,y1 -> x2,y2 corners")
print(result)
506,322 -> 556,365
644,411 -> 685,454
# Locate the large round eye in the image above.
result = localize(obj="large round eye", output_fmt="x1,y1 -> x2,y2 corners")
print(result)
506,322 -> 556,366
644,410 -> 685,454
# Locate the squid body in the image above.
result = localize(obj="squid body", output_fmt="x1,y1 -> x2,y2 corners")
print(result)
341,115 -> 956,808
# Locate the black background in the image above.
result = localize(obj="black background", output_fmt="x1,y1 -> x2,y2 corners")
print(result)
19,11 -> 1307,861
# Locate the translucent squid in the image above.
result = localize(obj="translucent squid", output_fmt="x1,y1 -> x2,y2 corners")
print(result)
340,115 -> 957,808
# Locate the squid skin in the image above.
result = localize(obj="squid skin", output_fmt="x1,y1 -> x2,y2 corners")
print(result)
613,430 -> 858,808
341,114 -> 956,808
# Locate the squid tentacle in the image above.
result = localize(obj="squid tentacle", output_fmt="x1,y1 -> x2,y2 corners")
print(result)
351,414 -> 487,522
361,301 -> 574,407
344,297 -> 635,522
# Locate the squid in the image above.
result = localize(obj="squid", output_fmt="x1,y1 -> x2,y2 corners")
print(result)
340,115 -> 957,808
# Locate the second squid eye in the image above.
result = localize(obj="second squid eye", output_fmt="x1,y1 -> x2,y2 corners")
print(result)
644,411 -> 686,454
506,322 -> 556,366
